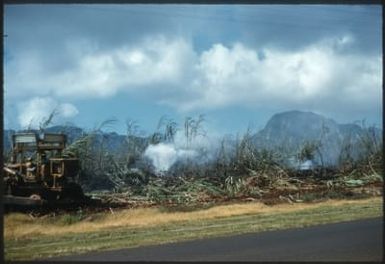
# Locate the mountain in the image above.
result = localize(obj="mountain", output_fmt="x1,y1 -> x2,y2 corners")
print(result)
253,110 -> 382,166
3,111 -> 381,167
2,126 -> 149,158
90,132 -> 149,159
46,126 -> 148,157
45,125 -> 86,145
254,110 -> 339,143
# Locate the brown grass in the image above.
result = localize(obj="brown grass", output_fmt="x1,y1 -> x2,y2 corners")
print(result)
4,197 -> 382,240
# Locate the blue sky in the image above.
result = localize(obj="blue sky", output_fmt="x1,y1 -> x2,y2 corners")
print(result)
4,4 -> 382,136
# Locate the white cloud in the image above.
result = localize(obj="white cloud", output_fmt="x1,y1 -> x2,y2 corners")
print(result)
164,34 -> 381,115
59,103 -> 79,118
6,34 -> 381,122
17,97 -> 79,128
6,36 -> 195,99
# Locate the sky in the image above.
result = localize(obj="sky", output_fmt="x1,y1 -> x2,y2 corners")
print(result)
3,4 -> 382,136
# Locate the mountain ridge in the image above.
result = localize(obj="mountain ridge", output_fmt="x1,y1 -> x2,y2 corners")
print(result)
253,110 -> 381,165
3,110 -> 381,166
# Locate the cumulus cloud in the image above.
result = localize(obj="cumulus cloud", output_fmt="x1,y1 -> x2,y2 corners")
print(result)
6,33 -> 381,121
6,36 -> 195,99
17,97 -> 79,128
59,103 -> 79,118
166,34 -> 381,113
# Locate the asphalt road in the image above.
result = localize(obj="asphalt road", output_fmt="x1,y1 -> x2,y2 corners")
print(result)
51,217 -> 383,261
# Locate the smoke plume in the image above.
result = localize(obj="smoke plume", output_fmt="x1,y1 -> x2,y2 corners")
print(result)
144,143 -> 197,173
143,130 -> 220,175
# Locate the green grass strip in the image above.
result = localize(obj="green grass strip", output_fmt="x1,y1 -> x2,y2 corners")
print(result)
5,200 -> 383,261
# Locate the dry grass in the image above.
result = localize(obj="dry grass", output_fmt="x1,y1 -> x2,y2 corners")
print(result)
4,196 -> 382,240
5,196 -> 383,261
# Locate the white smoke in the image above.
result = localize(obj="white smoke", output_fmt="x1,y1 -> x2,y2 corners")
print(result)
144,143 -> 197,173
143,130 -> 221,175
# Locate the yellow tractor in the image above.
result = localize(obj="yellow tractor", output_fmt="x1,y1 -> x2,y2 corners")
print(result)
3,132 -> 86,206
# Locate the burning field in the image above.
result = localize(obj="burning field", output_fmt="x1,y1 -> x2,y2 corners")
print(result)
3,113 -> 383,261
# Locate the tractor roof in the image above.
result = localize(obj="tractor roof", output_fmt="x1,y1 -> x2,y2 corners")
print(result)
12,132 -> 67,151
